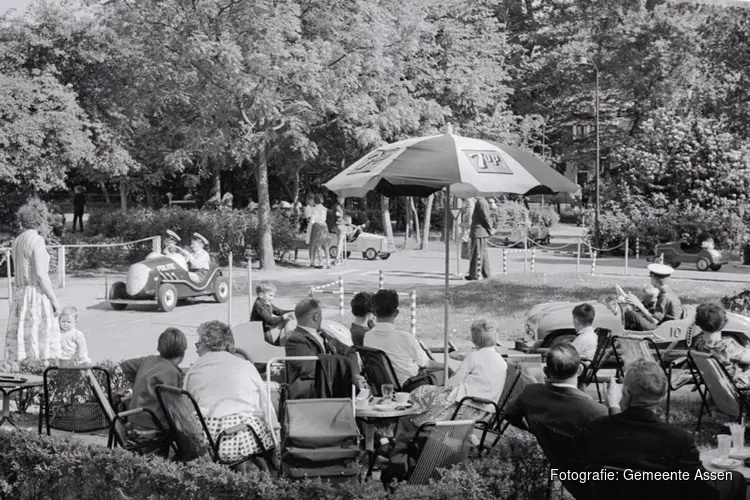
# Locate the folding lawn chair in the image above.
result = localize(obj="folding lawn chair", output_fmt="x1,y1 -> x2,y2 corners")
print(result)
38,366 -> 112,436
406,420 -> 476,485
687,351 -> 750,433
611,335 -> 693,422
579,329 -> 616,402
86,370 -> 170,456
527,417 -> 589,500
450,361 -> 523,454
267,356 -> 362,482
155,384 -> 271,468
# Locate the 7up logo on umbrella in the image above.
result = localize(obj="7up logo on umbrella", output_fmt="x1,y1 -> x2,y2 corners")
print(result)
463,150 -> 513,175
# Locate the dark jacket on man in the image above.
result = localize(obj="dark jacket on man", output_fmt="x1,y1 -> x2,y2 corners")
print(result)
470,198 -> 493,239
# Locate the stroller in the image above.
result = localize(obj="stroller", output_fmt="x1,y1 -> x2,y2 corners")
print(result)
266,356 -> 362,482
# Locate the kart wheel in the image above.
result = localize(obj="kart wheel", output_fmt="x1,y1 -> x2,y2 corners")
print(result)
670,262 -> 681,269
364,248 -> 378,261
157,284 -> 178,312
346,251 -> 351,258
710,264 -> 722,272
329,246 -> 338,259
379,253 -> 391,260
109,282 -> 128,311
696,258 -> 710,272
213,276 -> 230,303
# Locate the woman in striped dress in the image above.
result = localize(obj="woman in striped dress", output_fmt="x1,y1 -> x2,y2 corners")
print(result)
3,199 -> 61,367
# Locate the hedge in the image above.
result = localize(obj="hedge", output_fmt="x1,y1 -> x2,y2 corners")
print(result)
589,204 -> 744,255
87,207 -> 301,265
0,417 -> 551,500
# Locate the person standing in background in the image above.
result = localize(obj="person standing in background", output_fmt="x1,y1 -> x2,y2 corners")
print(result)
466,197 -> 493,281
333,200 -> 347,265
72,186 -> 86,233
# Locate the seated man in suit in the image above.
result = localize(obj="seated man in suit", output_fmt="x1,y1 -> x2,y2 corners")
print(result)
584,358 -> 746,500
284,299 -> 363,399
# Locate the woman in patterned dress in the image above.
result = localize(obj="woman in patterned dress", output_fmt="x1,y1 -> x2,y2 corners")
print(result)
183,320 -> 279,471
2,199 -> 61,367
694,302 -> 750,388
408,319 -> 508,427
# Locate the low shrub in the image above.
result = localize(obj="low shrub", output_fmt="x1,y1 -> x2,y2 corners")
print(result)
528,206 -> 560,229
491,201 -> 530,230
0,427 -> 551,500
590,203 -> 744,255
87,207 -> 301,265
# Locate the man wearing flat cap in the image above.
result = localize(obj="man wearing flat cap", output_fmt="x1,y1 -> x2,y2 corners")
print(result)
176,233 -> 211,282
621,263 -> 682,331
162,230 -> 182,255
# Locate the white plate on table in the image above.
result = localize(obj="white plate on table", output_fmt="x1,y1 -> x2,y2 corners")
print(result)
373,402 -> 400,412
711,457 -> 741,470
729,447 -> 750,460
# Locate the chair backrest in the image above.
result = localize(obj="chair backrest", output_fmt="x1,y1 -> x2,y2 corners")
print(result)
354,346 -> 401,394
232,322 -> 286,363
407,420 -> 475,485
154,384 -> 211,462
586,465 -> 719,500
282,397 -> 359,450
495,362 -> 523,423
581,329 -> 613,384
688,351 -> 742,418
42,366 -> 112,434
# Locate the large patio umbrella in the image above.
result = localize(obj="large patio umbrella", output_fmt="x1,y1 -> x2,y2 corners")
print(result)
324,126 -> 579,383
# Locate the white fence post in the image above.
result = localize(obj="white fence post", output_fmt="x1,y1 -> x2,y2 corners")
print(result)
531,248 -> 536,273
379,270 -> 384,289
625,238 -> 629,276
523,231 -> 528,272
58,246 -> 66,289
410,290 -> 417,337
635,236 -> 640,260
248,259 -> 253,321
152,236 -> 161,254
339,277 -> 345,317
228,252 -> 233,325
591,251 -> 597,276
502,249 -> 507,275
576,237 -> 581,276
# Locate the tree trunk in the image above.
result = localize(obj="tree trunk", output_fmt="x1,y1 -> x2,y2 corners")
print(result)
212,162 -> 221,198
381,195 -> 395,247
100,182 -> 111,206
291,169 -> 300,215
421,194 -> 434,250
256,144 -> 276,270
119,178 -> 127,211
144,182 -> 155,208
410,197 -> 422,248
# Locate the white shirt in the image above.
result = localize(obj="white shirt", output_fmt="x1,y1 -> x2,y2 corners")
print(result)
298,325 -> 326,352
571,326 -> 598,360
60,328 -> 90,363
447,347 -> 507,411
364,323 -> 429,386
312,204 -> 328,224
186,247 -> 210,270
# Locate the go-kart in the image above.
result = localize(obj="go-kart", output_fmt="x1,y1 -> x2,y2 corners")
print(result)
517,287 -> 750,354
107,252 -> 229,312
328,226 -> 394,261
647,240 -> 728,272
491,225 -> 551,247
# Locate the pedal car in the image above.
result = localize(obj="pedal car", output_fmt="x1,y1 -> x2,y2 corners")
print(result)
328,226 -> 394,261
647,240 -> 728,272
517,287 -> 750,354
490,225 -> 551,247
107,252 -> 229,312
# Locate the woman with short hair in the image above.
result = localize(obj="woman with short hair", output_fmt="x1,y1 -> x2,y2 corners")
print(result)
184,320 -> 278,468
407,319 -> 508,426
3,199 -> 61,366
694,303 -> 750,387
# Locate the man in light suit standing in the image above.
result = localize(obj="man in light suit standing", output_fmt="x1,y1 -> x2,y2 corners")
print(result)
466,197 -> 493,281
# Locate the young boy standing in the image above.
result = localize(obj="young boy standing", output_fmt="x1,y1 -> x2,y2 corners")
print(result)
250,281 -> 294,345
59,306 -> 91,365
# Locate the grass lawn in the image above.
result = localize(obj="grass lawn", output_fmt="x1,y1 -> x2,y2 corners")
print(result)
341,273 -> 747,346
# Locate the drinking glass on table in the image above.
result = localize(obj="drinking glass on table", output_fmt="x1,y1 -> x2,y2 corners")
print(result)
718,435 -> 732,460
729,423 -> 745,449
381,384 -> 394,401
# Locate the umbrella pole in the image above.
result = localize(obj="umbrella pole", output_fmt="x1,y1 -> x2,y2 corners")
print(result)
444,186 -> 450,386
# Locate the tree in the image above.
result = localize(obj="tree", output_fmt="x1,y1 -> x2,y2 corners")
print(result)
608,110 -> 750,211
0,72 -> 95,192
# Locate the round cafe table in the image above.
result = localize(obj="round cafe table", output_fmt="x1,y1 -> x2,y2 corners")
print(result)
0,373 -> 44,429
700,448 -> 750,483
355,399 -> 425,452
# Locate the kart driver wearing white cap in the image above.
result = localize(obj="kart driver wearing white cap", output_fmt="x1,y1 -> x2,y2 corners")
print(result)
620,263 -> 682,331
176,233 -> 211,282
163,230 -> 181,255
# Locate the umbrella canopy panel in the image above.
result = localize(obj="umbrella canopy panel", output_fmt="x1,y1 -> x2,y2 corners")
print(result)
324,133 -> 578,198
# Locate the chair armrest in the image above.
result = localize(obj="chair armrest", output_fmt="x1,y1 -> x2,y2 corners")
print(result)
450,396 -> 500,421
669,356 -> 687,367
114,407 -> 166,431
